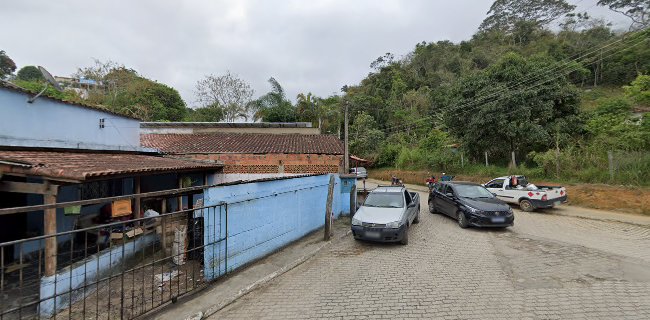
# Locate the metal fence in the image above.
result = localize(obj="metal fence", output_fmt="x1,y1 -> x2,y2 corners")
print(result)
0,186 -> 227,320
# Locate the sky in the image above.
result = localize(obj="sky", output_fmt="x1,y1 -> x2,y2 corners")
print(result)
0,0 -> 628,107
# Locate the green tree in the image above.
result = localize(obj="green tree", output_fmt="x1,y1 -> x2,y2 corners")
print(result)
586,97 -> 649,150
480,0 -> 576,32
349,111 -> 384,157
74,59 -> 187,121
296,92 -> 318,125
186,103 -> 224,122
16,66 -> 44,82
0,50 -> 16,79
249,78 -> 296,122
443,53 -> 582,164
624,74 -> 650,106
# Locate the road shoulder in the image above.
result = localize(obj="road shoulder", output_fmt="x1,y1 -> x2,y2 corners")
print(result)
149,218 -> 351,320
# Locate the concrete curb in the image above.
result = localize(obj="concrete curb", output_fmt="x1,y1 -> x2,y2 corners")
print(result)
183,229 -> 352,320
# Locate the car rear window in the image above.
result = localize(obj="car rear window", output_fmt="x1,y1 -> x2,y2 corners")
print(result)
364,192 -> 404,208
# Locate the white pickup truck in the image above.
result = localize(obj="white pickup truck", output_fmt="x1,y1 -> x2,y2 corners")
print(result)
484,176 -> 567,212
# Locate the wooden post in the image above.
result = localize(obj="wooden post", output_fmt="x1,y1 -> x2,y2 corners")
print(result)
349,184 -> 356,218
44,183 -> 59,277
485,151 -> 489,167
134,176 -> 141,219
343,102 -> 349,173
177,176 -> 184,212
324,175 -> 335,241
608,151 -> 614,181
161,198 -> 167,251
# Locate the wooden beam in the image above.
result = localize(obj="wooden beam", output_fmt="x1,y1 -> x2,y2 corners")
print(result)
0,181 -> 58,195
44,182 -> 59,277
177,176 -> 183,212
134,177 -> 141,219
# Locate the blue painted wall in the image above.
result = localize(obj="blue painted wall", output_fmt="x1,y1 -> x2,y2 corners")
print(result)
202,174 -> 349,281
339,176 -> 357,216
0,87 -> 142,151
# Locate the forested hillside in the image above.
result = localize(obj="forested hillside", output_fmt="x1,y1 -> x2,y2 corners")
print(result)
344,0 -> 650,185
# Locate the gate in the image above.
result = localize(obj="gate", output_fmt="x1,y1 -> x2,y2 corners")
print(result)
0,186 -> 227,320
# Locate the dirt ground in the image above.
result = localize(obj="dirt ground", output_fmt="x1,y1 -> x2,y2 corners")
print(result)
56,255 -> 205,320
369,169 -> 650,215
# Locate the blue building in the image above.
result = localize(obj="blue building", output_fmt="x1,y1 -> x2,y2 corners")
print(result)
0,80 -> 222,278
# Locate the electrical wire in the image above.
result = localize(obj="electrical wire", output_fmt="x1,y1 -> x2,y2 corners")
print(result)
375,28 -> 649,135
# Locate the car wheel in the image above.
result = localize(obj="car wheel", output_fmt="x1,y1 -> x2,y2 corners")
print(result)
413,209 -> 420,224
457,211 -> 469,229
519,199 -> 534,212
428,201 -> 437,214
400,225 -> 409,245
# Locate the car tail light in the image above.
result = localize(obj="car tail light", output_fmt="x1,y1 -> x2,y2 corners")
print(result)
541,194 -> 548,201
560,190 -> 565,196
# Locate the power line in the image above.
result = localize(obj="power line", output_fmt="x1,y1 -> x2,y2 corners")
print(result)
377,31 -> 648,136
382,28 -> 647,133
375,28 -> 649,135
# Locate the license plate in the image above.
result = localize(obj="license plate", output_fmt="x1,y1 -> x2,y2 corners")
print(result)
491,217 -> 505,223
365,231 -> 381,238
554,201 -> 561,206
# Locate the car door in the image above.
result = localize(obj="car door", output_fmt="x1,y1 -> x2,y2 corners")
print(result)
485,179 -> 509,202
403,190 -> 414,224
441,185 -> 459,217
435,184 -> 453,217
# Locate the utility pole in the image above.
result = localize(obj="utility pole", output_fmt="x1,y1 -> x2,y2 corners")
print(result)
344,102 -> 349,173
324,175 -> 335,241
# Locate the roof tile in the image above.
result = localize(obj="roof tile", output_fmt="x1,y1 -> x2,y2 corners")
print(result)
0,150 -> 222,181
140,133 -> 344,155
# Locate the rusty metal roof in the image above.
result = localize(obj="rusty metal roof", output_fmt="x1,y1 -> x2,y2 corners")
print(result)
0,80 -> 141,120
0,150 -> 222,182
141,133 -> 344,155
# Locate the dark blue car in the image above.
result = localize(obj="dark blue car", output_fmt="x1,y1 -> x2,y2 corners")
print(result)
428,181 -> 514,228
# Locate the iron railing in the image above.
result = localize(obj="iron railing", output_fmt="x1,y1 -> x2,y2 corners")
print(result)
0,188 -> 227,320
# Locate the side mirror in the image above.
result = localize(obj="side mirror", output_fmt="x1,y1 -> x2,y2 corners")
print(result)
491,192 -> 497,196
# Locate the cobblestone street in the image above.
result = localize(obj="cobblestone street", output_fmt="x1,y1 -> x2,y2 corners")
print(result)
211,185 -> 650,319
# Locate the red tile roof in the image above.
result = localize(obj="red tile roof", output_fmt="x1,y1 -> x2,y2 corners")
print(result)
0,150 -> 222,181
141,133 -> 344,155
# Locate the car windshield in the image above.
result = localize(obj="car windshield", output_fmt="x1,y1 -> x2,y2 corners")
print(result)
364,192 -> 404,208
357,168 -> 366,173
454,185 -> 494,199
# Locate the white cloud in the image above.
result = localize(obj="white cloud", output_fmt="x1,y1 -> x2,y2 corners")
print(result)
0,0 -> 628,107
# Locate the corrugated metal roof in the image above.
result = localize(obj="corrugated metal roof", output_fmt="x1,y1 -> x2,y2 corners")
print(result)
141,133 -> 344,155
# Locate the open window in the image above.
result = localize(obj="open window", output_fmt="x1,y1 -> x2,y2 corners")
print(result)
486,179 -> 505,189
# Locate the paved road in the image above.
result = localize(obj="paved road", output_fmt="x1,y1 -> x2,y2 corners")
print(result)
211,183 -> 650,319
